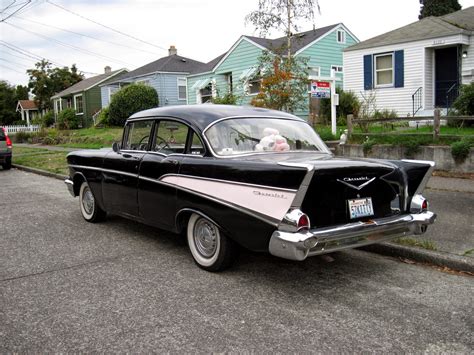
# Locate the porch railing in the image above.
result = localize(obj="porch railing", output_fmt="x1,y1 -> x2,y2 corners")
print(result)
412,87 -> 423,117
446,83 -> 459,115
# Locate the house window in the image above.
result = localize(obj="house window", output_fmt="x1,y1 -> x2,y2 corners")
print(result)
108,87 -> 119,102
248,78 -> 261,95
74,94 -> 83,115
331,65 -> 343,74
177,78 -> 187,100
374,53 -> 394,86
308,67 -> 321,77
200,83 -> 213,103
226,73 -> 233,94
337,30 -> 346,44
137,79 -> 150,86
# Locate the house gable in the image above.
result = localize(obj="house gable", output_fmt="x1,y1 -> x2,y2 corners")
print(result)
213,37 -> 266,74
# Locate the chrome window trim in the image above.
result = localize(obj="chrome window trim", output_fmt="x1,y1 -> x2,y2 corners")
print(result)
159,173 -> 298,193
201,115 -> 330,159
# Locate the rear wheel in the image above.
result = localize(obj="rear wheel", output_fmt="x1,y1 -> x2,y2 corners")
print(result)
2,157 -> 11,170
79,181 -> 106,222
187,213 -> 237,271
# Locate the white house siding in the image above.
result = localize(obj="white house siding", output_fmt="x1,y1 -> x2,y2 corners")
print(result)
461,35 -> 474,85
344,34 -> 470,117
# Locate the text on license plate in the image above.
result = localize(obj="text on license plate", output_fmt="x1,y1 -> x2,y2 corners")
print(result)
348,197 -> 374,219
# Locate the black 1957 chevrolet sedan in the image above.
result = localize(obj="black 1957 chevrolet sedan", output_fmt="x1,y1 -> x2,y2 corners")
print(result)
65,105 -> 436,271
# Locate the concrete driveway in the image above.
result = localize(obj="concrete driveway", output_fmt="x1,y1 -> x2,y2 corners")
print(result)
0,169 -> 472,352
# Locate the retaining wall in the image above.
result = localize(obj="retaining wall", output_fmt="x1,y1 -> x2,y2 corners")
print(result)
337,144 -> 474,173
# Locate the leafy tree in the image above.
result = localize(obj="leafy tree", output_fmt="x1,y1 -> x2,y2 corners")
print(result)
250,51 -> 309,112
419,0 -> 461,19
57,108 -> 80,130
108,84 -> 159,126
453,82 -> 474,115
0,80 -> 20,125
15,85 -> 29,100
320,88 -> 361,123
246,0 -> 320,58
27,60 -> 83,111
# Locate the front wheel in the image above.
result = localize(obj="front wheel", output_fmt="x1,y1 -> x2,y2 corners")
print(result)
79,181 -> 106,223
187,213 -> 237,271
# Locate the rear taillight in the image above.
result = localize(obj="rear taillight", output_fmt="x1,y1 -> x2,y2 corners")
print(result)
2,128 -> 12,148
297,213 -> 310,231
422,199 -> 428,211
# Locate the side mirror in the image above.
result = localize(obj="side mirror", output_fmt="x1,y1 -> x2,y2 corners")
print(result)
112,142 -> 121,153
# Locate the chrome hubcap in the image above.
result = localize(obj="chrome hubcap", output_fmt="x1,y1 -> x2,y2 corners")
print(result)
82,187 -> 94,215
193,218 -> 218,258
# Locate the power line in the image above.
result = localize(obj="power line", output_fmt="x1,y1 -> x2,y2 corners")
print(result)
0,53 -> 33,66
1,1 -> 17,14
0,0 -> 30,21
4,21 -> 134,67
0,62 -> 24,74
46,0 -> 167,52
0,41 -> 99,75
13,15 -> 160,55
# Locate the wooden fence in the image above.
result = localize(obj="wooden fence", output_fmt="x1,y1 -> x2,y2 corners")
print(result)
1,125 -> 41,135
347,109 -> 474,140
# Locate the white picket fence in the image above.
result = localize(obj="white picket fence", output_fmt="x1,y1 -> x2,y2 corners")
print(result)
1,125 -> 41,134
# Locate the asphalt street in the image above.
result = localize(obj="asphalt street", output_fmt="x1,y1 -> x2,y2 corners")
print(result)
0,169 -> 472,352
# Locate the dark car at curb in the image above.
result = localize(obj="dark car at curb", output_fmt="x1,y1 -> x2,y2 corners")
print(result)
0,127 -> 12,170
65,105 -> 436,271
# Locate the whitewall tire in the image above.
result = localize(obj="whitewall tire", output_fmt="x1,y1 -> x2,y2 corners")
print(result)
79,181 -> 106,223
187,213 -> 236,271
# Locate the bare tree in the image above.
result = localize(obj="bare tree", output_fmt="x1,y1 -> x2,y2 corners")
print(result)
246,0 -> 320,59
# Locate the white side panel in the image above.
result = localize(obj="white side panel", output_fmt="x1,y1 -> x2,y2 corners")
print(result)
161,175 -> 296,221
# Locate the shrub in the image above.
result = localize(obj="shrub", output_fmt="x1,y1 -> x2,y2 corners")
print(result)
57,108 -> 80,130
14,131 -> 33,143
362,138 -> 376,156
451,137 -> 473,164
212,93 -> 238,105
109,84 -> 159,126
42,111 -> 55,127
95,107 -> 110,127
403,140 -> 422,158
320,88 -> 360,123
453,82 -> 474,115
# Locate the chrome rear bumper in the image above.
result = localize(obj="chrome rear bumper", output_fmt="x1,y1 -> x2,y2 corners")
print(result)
269,211 -> 436,261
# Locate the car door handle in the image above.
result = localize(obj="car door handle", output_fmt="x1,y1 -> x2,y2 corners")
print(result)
164,159 -> 179,165
122,153 -> 138,159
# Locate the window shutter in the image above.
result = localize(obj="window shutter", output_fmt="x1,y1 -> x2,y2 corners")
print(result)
394,50 -> 404,88
363,55 -> 373,90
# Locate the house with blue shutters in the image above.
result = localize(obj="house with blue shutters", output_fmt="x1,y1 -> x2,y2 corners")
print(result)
100,46 -> 208,109
343,6 -> 474,117
186,23 -> 358,119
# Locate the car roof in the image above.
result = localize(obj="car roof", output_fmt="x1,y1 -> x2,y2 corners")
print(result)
127,104 -> 303,131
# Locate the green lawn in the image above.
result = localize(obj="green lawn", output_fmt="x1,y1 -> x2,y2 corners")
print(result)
12,148 -> 69,176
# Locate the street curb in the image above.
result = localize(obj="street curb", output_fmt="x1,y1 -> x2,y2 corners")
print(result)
12,164 -> 67,181
362,242 -> 474,273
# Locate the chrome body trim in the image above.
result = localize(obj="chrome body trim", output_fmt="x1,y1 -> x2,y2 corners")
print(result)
64,178 -> 75,197
68,164 -> 139,179
402,159 -> 436,195
269,211 -> 437,261
278,209 -> 310,232
410,194 -> 427,213
158,173 -> 298,193
336,177 -> 376,190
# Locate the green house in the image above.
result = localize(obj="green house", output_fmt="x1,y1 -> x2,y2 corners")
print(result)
52,67 -> 127,126
187,24 -> 358,119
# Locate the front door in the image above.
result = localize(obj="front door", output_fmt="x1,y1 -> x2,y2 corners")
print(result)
102,119 -> 153,217
435,46 -> 459,107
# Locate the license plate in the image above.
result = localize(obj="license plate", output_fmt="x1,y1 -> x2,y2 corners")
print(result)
348,197 -> 374,219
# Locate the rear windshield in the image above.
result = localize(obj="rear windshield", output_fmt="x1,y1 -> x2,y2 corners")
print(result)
205,117 -> 330,156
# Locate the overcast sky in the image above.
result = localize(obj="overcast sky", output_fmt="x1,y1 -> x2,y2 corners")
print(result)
1,0 -> 474,87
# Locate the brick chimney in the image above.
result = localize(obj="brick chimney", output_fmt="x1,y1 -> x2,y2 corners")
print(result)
104,66 -> 111,74
168,45 -> 177,56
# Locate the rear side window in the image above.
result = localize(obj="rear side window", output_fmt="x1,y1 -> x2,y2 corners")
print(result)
123,120 -> 153,151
